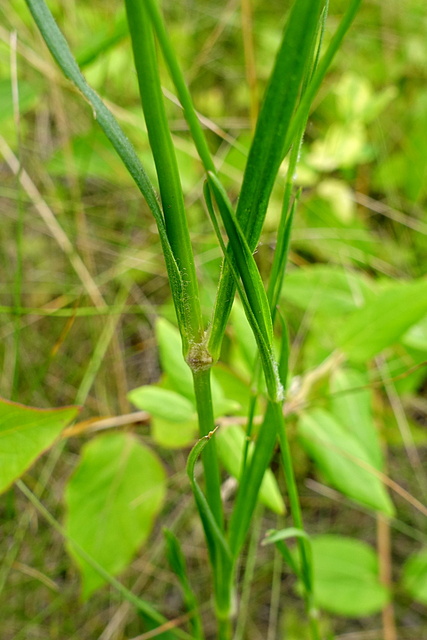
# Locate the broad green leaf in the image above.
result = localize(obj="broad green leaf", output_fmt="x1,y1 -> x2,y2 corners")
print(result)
310,535 -> 390,616
127,385 -> 199,448
298,409 -> 394,516
403,315 -> 427,351
0,398 -> 79,494
128,386 -> 196,422
156,318 -> 194,400
151,417 -> 199,449
216,425 -> 285,515
65,433 -> 166,598
282,265 -> 374,315
329,368 -> 383,470
338,278 -> 427,362
402,548 -> 427,605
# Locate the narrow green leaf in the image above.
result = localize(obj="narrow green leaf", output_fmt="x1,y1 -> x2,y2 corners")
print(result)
205,175 -> 283,403
268,192 -> 298,315
207,173 -> 274,346
164,529 -> 205,640
310,535 -> 390,616
65,433 -> 166,598
282,0 -> 363,160
298,409 -> 394,516
228,404 -> 278,556
125,0 -> 202,342
142,0 -> 215,174
236,0 -> 323,249
186,432 -> 232,561
278,313 -> 291,390
338,278 -> 427,362
24,0 -> 188,341
216,425 -> 285,515
0,398 -> 79,494
208,0 -> 361,360
263,527 -> 311,546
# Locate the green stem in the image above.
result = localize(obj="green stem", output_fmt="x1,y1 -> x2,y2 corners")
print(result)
142,0 -> 216,175
192,367 -> 223,528
273,402 -> 320,640
217,616 -> 233,640
192,368 -> 234,639
125,0 -> 202,343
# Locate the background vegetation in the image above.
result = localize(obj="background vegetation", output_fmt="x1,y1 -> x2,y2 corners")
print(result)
0,0 -> 426,638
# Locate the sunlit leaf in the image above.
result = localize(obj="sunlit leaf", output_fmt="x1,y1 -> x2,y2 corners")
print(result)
338,278 -> 427,362
298,409 -> 394,516
65,433 -> 166,598
282,265 -> 374,315
0,398 -> 79,494
310,535 -> 390,616
216,425 -> 285,514
128,386 -> 196,422
402,548 -> 427,605
329,368 -> 383,469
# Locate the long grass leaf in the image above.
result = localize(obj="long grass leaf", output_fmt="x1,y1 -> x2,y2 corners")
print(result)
143,0 -> 215,175
24,0 -> 189,342
186,432 -> 232,561
164,528 -> 205,640
208,0 -> 323,359
125,0 -> 202,342
204,176 -> 283,403
228,403 -> 279,556
237,0 -> 323,249
282,0 -> 362,160
207,174 -> 273,347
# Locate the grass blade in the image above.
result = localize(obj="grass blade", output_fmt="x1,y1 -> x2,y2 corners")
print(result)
125,0 -> 202,342
24,0 -> 189,342
143,0 -> 216,175
204,174 -> 283,403
186,431 -> 231,562
228,403 -> 279,557
236,0 -> 323,249
208,0 -> 323,359
282,0 -> 362,160
164,528 -> 205,640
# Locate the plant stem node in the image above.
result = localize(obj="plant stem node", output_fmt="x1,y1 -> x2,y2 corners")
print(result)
186,341 -> 214,372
